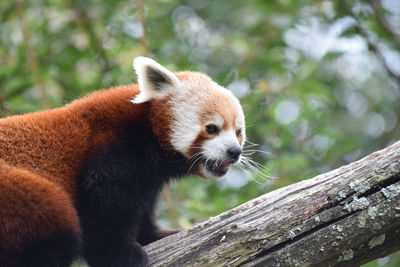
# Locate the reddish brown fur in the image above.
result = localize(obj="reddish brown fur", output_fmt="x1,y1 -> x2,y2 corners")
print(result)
199,89 -> 240,131
150,98 -> 174,150
176,71 -> 244,151
0,69 -> 244,258
0,84 -> 151,253
0,160 -> 79,251
191,92 -> 243,153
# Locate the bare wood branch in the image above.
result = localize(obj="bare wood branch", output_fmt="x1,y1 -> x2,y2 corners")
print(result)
145,141 -> 400,266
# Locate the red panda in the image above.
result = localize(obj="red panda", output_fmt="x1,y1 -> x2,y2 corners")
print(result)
0,57 -> 246,267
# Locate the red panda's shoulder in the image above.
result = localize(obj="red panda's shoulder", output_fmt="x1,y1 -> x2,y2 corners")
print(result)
0,84 -> 148,196
67,84 -> 146,120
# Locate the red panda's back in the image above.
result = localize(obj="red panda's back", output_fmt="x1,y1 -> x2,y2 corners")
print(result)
0,84 -> 144,197
0,108 -> 93,196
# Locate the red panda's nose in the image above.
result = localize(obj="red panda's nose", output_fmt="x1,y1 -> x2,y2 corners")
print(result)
227,145 -> 242,162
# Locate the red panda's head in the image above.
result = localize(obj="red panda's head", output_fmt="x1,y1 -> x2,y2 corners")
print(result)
132,57 -> 246,179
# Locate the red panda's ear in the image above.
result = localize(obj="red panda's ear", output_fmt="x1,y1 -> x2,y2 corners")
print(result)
131,57 -> 180,103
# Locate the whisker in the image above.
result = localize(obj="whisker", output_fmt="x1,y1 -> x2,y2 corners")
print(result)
243,143 -> 259,148
238,165 -> 263,185
243,149 -> 271,155
238,155 -> 276,183
245,140 -> 259,146
185,153 -> 204,175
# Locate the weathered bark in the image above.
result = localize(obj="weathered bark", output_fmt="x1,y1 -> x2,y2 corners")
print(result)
145,141 -> 400,266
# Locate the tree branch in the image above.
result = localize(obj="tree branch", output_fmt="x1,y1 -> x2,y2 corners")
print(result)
340,0 -> 400,85
356,24 -> 400,85
369,0 -> 400,44
145,141 -> 400,266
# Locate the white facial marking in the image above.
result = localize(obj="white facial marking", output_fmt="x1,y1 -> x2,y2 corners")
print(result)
170,100 -> 201,155
211,114 -> 224,129
202,130 -> 239,161
169,79 -> 204,155
235,117 -> 244,130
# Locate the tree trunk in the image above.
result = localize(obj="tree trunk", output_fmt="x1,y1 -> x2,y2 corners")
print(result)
145,141 -> 400,266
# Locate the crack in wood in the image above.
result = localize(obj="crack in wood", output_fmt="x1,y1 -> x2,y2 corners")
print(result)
240,174 -> 400,266
357,173 -> 400,198
240,211 -> 358,265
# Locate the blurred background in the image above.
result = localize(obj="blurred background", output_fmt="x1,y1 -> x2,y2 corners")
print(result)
1,0 -> 399,265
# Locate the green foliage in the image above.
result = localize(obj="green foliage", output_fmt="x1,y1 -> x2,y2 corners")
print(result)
1,0 -> 399,265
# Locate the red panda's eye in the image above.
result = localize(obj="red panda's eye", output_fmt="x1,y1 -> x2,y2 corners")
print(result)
206,124 -> 219,135
236,129 -> 242,137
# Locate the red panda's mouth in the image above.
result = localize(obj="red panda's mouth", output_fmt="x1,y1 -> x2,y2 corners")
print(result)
203,159 -> 232,177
